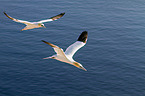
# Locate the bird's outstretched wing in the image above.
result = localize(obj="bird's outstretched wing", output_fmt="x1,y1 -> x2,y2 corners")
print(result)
4,12 -> 32,25
38,13 -> 65,23
65,31 -> 88,58
41,40 -> 65,57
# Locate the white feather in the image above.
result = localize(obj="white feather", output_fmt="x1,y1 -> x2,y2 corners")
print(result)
14,19 -> 33,25
38,19 -> 53,23
65,41 -> 85,58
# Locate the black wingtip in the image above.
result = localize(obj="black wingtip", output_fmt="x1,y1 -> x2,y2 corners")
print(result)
41,40 -> 46,43
50,12 -> 65,20
77,31 -> 88,43
61,12 -> 65,15
58,12 -> 65,17
3,12 -> 10,18
3,11 -> 12,20
3,11 -> 6,15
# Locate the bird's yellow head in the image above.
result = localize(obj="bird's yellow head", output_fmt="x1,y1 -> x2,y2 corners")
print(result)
38,23 -> 46,28
73,62 -> 87,71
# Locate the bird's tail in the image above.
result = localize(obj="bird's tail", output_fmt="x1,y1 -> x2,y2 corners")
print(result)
43,56 -> 55,59
43,57 -> 51,59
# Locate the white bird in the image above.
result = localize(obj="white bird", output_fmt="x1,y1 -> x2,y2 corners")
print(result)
4,12 -> 65,31
42,31 -> 88,71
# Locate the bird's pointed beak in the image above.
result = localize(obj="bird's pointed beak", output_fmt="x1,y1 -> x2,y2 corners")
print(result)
80,66 -> 87,71
43,26 -> 46,28
73,62 -> 87,71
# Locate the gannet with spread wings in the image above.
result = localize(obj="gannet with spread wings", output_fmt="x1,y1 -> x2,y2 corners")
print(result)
42,31 -> 88,71
4,12 -> 65,31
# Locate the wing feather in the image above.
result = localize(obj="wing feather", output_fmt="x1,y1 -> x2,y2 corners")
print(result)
65,41 -> 85,58
65,31 -> 88,58
41,40 -> 65,56
4,12 -> 32,25
38,13 -> 65,23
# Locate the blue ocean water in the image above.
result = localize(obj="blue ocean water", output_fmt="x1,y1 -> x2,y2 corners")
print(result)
1,0 -> 145,96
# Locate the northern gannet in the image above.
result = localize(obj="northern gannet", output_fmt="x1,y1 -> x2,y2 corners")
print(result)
4,12 -> 65,31
42,31 -> 88,71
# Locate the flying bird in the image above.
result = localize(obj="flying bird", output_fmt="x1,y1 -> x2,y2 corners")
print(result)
4,12 -> 65,31
42,31 -> 88,71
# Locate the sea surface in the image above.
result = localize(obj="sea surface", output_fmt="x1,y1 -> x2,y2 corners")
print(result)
0,0 -> 145,96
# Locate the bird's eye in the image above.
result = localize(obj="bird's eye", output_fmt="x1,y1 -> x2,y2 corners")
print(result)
41,25 -> 43,27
